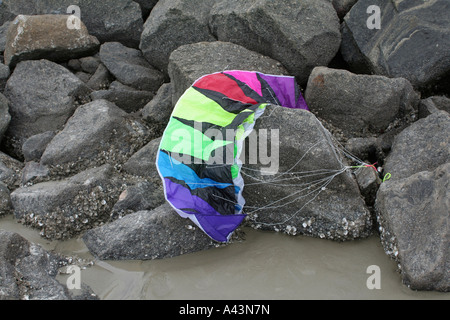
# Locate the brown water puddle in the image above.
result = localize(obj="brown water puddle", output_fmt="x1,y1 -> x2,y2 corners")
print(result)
0,214 -> 448,300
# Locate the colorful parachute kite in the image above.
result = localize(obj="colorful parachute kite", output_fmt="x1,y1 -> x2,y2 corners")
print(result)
156,70 -> 308,242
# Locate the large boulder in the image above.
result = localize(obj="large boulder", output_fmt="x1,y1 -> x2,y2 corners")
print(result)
168,41 -> 288,104
304,67 -> 420,138
139,0 -> 216,73
242,106 -> 372,240
11,165 -> 122,240
4,59 -> 91,155
0,229 -> 97,299
0,0 -> 144,48
209,0 -> 341,84
83,203 -> 223,260
40,99 -> 150,175
4,15 -> 99,68
99,42 -> 164,92
341,0 -> 450,92
383,111 -> 450,181
376,163 -> 449,292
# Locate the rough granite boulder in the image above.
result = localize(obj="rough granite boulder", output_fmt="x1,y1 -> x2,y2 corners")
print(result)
0,229 -> 97,299
376,163 -> 449,292
4,15 -> 100,68
168,41 -> 288,105
11,165 -> 123,240
83,203 -> 223,260
40,99 -> 151,175
341,0 -> 450,92
140,0 -> 216,73
0,0 -> 144,48
304,67 -> 420,138
209,0 -> 341,84
242,106 -> 372,240
4,59 -> 91,155
383,111 -> 450,181
99,42 -> 164,92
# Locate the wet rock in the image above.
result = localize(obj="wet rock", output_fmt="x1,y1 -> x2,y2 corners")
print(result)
376,163 -> 449,292
0,0 -> 144,48
21,131 -> 55,162
83,203 -> 221,260
0,229 -> 98,299
341,0 -> 450,92
99,42 -> 164,92
112,180 -> 165,218
418,96 -> 450,119
90,81 -> 154,113
123,137 -> 161,179
0,63 -> 9,92
243,106 -> 372,241
40,99 -> 150,175
11,165 -> 122,240
305,67 -> 419,138
168,41 -> 288,104
4,59 -> 91,155
383,111 -> 450,181
141,83 -> 173,133
4,15 -> 99,68
140,0 -> 216,73
209,0 -> 341,84
0,181 -> 12,216
0,93 -> 11,142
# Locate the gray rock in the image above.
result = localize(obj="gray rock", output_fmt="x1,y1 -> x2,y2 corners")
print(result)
21,161 -> 50,185
243,106 -> 372,240
123,137 -> 161,179
134,0 -> 159,17
168,41 -> 288,105
341,0 -> 450,91
83,203 -> 221,260
21,131 -> 55,162
0,21 -> 11,53
99,42 -> 164,92
4,14 -> 100,68
418,96 -> 450,119
0,63 -> 9,92
141,83 -> 173,132
139,0 -> 216,73
11,165 -> 122,240
112,180 -> 165,217
0,93 -> 11,142
78,56 -> 100,74
90,81 -> 154,113
40,99 -> 150,174
383,111 -> 450,181
0,229 -> 98,300
355,166 -> 381,207
0,181 -> 12,216
305,67 -> 420,138
330,0 -> 358,19
4,59 -> 91,154
0,151 -> 23,190
209,0 -> 341,84
0,0 -> 144,48
376,163 -> 449,292
85,63 -> 113,91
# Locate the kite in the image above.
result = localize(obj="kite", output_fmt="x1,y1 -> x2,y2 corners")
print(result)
156,70 -> 308,242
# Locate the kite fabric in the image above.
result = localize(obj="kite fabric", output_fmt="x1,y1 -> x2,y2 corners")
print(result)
156,70 -> 309,242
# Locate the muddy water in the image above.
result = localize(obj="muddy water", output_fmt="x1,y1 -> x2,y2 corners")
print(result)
0,214 -> 448,300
